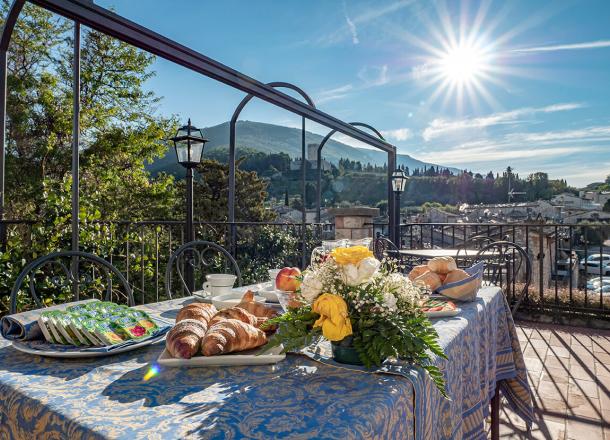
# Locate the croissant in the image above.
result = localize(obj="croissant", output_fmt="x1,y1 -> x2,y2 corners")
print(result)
201,319 -> 267,356
166,319 -> 208,359
237,291 -> 278,320
209,307 -> 257,327
176,303 -> 217,326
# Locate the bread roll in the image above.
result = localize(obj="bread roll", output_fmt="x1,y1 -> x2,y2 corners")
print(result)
413,271 -> 442,291
443,269 -> 469,284
427,256 -> 457,274
407,265 -> 430,282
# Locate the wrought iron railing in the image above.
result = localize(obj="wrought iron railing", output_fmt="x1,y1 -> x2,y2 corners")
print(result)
0,219 -> 324,314
370,222 -> 610,318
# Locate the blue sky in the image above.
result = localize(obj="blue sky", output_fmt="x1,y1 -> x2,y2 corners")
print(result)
96,0 -> 610,187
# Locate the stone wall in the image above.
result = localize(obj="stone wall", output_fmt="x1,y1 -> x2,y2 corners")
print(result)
329,207 -> 380,240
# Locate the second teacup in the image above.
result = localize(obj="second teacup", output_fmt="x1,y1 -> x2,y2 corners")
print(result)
202,273 -> 237,296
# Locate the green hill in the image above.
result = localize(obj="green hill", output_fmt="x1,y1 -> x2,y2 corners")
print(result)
147,120 -> 461,176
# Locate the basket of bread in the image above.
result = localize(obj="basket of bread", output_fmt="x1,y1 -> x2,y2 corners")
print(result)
158,290 -> 285,366
407,257 -> 484,302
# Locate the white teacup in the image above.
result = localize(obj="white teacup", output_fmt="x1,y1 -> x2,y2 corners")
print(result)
202,274 -> 237,296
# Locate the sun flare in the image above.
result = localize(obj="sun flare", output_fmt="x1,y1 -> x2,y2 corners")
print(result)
439,44 -> 488,86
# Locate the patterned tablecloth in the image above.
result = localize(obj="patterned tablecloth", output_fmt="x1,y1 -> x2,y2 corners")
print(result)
0,286 -> 532,439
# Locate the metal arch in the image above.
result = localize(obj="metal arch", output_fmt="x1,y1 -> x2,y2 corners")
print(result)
315,122 -> 387,222
228,81 -> 315,268
25,0 -> 394,152
0,0 -> 399,255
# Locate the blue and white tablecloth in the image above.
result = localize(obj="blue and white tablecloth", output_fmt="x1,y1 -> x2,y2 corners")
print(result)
0,287 -> 532,439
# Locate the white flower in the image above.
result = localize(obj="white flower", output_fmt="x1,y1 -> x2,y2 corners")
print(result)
299,272 -> 323,304
383,291 -> 397,311
342,263 -> 361,286
357,257 -> 380,282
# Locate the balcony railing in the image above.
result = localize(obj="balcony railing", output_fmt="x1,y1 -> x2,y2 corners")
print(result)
370,222 -> 610,319
2,218 -> 609,320
0,219 -> 325,315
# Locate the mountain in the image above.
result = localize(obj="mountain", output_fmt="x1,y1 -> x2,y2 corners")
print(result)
147,120 -> 461,176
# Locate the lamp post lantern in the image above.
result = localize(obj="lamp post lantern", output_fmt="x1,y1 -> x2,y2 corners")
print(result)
391,169 -> 408,247
170,119 -> 207,290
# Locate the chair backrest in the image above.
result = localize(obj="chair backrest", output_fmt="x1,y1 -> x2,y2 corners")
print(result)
165,240 -> 242,299
371,236 -> 400,261
10,251 -> 134,314
474,241 -> 532,315
455,235 -> 496,267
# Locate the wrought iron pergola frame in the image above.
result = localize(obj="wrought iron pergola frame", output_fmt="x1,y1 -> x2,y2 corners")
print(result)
0,0 -> 398,258
229,82 -> 314,266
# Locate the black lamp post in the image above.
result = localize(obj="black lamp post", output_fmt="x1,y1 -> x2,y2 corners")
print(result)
391,169 -> 408,247
170,119 -> 207,290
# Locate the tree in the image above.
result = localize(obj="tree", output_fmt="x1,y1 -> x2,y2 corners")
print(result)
193,159 -> 275,222
3,3 -> 176,221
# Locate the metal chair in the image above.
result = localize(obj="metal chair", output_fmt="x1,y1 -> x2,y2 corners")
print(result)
165,240 -> 242,299
371,236 -> 406,269
455,234 -> 497,267
10,251 -> 134,314
474,241 -> 532,315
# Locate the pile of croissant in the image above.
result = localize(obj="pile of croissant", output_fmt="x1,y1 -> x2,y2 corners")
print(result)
165,291 -> 277,359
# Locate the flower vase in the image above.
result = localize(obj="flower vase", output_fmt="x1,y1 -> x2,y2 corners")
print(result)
330,337 -> 363,365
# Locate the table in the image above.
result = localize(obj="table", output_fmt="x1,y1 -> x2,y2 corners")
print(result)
0,287 -> 532,439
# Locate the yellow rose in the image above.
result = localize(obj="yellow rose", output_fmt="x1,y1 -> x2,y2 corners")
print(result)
330,246 -> 374,266
312,293 -> 352,341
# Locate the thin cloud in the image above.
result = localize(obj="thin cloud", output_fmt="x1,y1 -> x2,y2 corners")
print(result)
358,64 -> 389,87
318,0 -> 414,46
417,143 -> 596,164
316,84 -> 353,104
381,128 -> 412,141
512,40 -> 610,53
344,7 -> 359,45
422,102 -> 583,141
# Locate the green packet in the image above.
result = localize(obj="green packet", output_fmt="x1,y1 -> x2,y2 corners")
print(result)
110,315 -> 155,340
67,313 -> 105,346
39,311 -> 77,346
92,320 -> 126,346
123,309 -> 158,332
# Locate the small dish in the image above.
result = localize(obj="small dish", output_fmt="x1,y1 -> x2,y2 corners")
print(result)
211,293 -> 266,310
259,285 -> 280,303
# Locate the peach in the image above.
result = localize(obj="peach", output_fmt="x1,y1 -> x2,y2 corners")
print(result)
276,267 -> 302,292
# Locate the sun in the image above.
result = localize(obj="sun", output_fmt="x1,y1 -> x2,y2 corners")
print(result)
439,43 -> 488,86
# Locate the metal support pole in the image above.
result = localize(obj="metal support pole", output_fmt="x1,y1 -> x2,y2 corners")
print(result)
0,0 -> 26,251
0,52 -> 7,250
316,146 -> 322,223
490,386 -> 500,440
71,22 -> 80,300
228,117 -> 236,255
388,152 -> 397,245
301,116 -> 307,268
395,192 -> 401,248
185,166 -> 194,292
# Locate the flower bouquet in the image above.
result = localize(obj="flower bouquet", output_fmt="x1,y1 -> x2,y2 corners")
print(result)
265,245 -> 447,396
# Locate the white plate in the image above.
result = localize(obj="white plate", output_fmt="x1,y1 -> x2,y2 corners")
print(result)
157,344 -> 285,367
258,285 -> 280,303
424,308 -> 461,318
11,333 -> 166,358
211,293 -> 266,310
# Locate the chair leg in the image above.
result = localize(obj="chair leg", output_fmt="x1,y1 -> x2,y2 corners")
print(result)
491,386 -> 500,440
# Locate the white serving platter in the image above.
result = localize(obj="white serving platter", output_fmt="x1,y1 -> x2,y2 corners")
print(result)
157,344 -> 285,367
11,333 -> 166,358
424,308 -> 461,318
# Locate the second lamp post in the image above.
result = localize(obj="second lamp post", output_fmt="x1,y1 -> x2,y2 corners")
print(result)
391,169 -> 408,247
